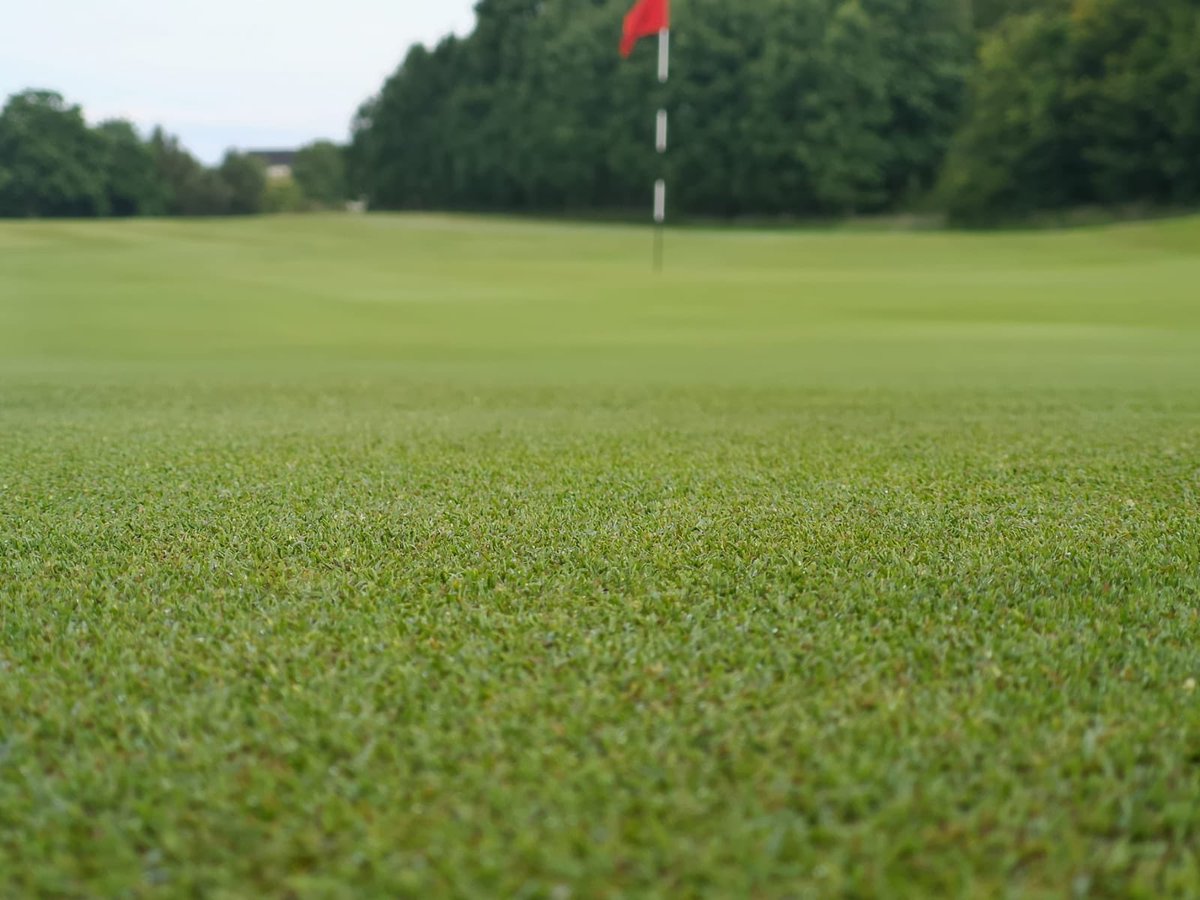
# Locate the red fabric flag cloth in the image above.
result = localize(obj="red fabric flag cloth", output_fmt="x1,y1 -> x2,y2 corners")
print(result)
620,0 -> 670,58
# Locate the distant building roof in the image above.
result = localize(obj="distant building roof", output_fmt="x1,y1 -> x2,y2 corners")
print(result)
245,150 -> 297,167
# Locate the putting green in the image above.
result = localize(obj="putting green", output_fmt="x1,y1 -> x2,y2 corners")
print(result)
2,214 -> 1199,895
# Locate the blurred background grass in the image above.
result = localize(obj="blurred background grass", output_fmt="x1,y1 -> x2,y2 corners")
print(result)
3,214 -> 1199,390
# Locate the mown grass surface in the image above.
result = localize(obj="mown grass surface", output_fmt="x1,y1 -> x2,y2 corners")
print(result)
2,214 -> 1200,897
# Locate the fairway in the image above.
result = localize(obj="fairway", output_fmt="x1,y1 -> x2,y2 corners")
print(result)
3,215 -> 1200,896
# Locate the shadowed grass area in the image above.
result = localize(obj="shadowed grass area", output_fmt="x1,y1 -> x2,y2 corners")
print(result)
2,214 -> 1199,896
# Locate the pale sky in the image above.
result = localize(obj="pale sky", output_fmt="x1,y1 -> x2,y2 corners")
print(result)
1,0 -> 478,162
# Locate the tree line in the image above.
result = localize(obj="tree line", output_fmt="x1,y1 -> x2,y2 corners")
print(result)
942,0 -> 1200,222
0,90 -> 349,218
4,0 -> 1197,224
349,0 -> 1200,223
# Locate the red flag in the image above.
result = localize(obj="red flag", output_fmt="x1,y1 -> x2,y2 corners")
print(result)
620,0 -> 670,58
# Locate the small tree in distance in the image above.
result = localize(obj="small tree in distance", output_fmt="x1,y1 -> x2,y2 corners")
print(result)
292,141 -> 348,209
264,175 -> 308,213
219,152 -> 267,215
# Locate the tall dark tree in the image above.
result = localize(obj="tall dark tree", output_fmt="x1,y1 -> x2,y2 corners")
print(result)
95,120 -> 164,216
1072,0 -> 1200,205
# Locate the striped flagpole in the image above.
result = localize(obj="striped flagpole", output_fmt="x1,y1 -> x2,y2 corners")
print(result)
653,27 -> 669,272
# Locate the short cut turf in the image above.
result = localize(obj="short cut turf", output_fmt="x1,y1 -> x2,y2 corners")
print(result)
2,215 -> 1199,896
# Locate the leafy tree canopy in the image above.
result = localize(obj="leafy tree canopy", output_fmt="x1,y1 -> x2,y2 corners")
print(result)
293,141 -> 348,207
0,90 -> 106,218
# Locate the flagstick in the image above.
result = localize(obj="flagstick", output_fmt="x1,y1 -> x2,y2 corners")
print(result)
653,179 -> 666,271
653,27 -> 669,272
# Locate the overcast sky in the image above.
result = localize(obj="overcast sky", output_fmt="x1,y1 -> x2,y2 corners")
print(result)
1,0 -> 478,162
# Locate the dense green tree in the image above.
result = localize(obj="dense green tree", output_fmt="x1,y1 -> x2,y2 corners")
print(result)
353,0 -> 972,218
0,90 -> 105,217
941,0 -> 1200,223
150,129 -> 233,216
292,141 -> 347,207
939,12 -> 1080,221
969,0 -> 1068,33
351,39 -> 465,211
803,0 -> 895,213
218,152 -> 266,215
264,175 -> 308,213
1071,0 -> 1200,205
95,120 -> 164,216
